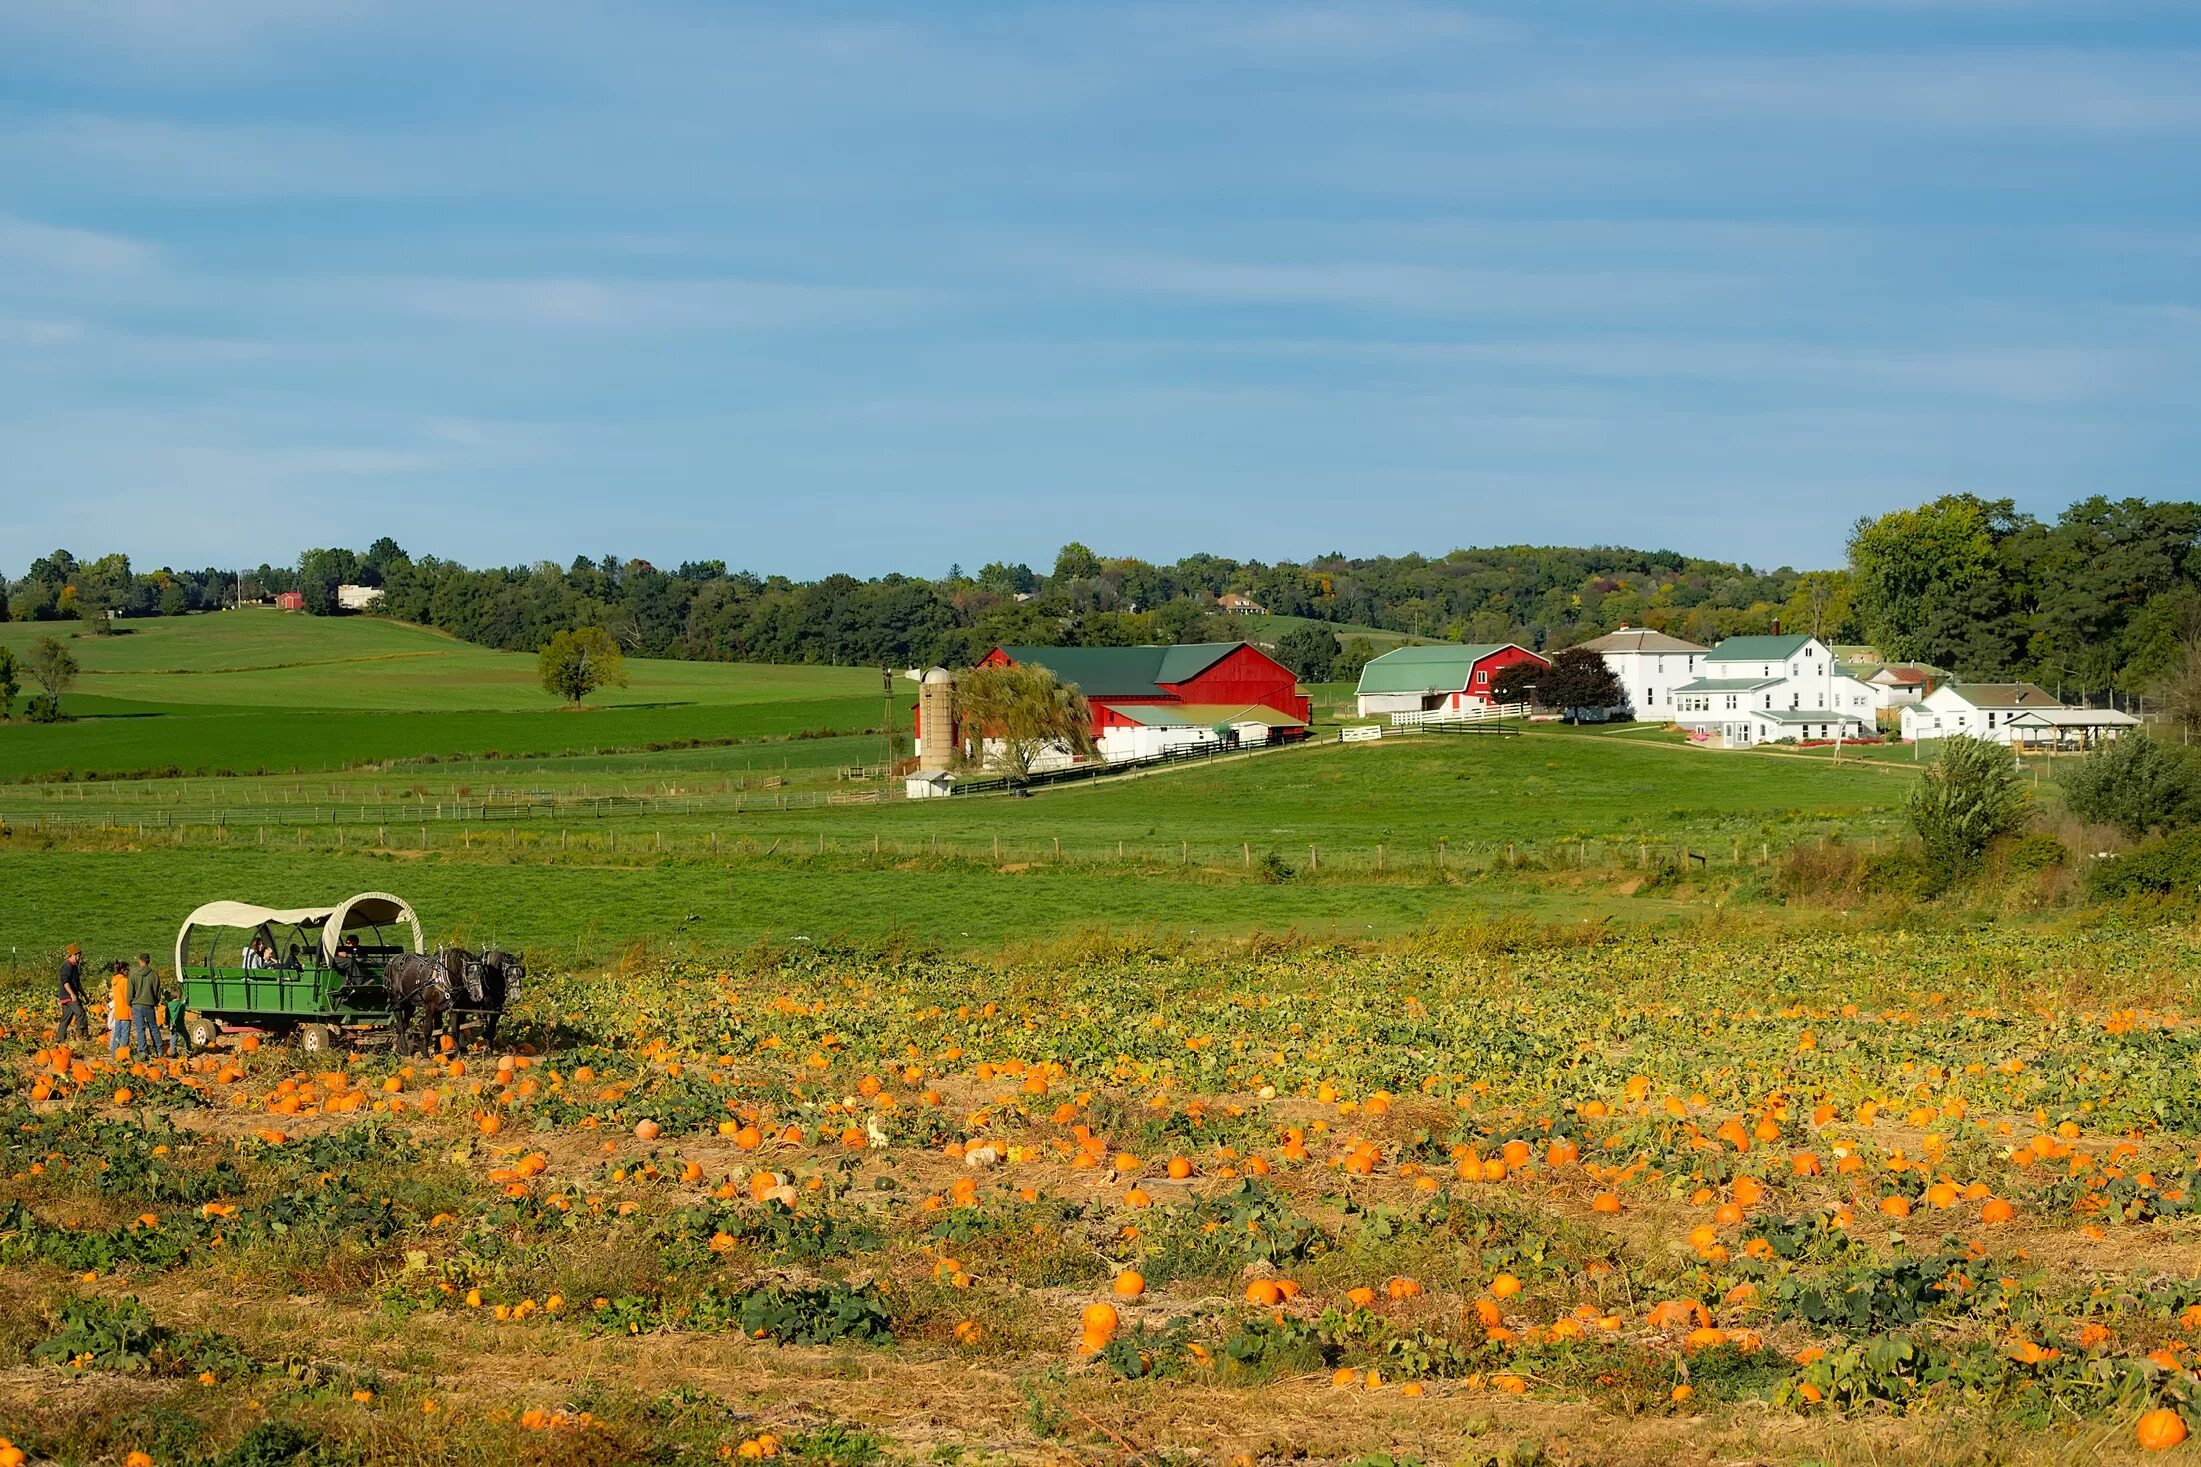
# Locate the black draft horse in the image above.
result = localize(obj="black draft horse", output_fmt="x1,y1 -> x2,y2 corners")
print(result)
383,947 -> 525,1055
381,949 -> 460,1058
458,948 -> 525,1049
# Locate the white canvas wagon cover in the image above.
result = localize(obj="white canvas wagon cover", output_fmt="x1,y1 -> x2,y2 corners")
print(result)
174,892 -> 424,973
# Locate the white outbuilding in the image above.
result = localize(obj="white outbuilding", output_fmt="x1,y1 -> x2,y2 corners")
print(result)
1899,683 -> 2061,745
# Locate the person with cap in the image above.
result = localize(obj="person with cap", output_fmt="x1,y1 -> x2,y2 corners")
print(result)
127,952 -> 164,1057
55,943 -> 89,1043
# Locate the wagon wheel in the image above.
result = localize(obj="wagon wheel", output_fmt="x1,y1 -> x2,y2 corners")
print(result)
297,1023 -> 340,1055
184,1014 -> 219,1051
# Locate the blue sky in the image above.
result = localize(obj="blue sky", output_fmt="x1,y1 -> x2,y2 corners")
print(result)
2,1 -> 2195,579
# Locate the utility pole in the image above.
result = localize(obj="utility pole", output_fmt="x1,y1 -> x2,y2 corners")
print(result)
880,666 -> 894,779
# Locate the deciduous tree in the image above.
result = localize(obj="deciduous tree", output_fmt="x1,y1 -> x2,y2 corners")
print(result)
1534,648 -> 1623,718
538,626 -> 628,706
1273,623 -> 1338,683
1848,495 -> 2025,673
23,635 -> 77,720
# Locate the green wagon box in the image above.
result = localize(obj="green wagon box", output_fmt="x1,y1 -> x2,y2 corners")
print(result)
173,891 -> 424,1054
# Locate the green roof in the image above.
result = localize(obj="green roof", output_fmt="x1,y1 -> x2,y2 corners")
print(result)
1673,677 -> 1782,693
1101,702 -> 1308,729
993,643 -> 1244,698
1752,708 -> 1866,724
1355,644 -> 1519,696
1703,635 -> 1814,663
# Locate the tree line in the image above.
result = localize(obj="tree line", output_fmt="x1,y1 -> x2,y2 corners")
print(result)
0,538 -> 1835,673
7,491 -> 2196,701
1846,494 -> 2200,700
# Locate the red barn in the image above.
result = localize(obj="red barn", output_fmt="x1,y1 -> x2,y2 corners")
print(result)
1352,643 -> 1546,718
978,642 -> 1311,747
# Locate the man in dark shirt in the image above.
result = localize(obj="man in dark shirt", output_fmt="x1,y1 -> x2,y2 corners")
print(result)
54,944 -> 89,1043
126,952 -> 162,1057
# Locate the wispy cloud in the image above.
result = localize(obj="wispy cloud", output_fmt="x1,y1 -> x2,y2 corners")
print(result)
1228,334 -> 2147,403
1058,251 -> 1758,316
1402,50 -> 2201,136
0,214 -> 156,273
374,276 -> 925,332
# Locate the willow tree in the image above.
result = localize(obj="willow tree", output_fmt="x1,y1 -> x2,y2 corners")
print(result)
954,662 -> 1096,778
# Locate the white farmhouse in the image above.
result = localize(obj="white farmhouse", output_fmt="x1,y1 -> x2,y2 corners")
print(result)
1899,683 -> 2061,745
1573,627 -> 1706,718
335,583 -> 384,612
1672,634 -> 1875,746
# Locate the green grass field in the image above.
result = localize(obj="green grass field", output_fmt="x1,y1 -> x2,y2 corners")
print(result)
0,612 -> 888,782
0,610 -> 878,710
0,610 -> 1931,966
1240,612 -> 1421,650
0,733 -> 1913,962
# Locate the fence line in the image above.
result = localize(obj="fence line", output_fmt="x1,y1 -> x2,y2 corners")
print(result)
0,814 -> 1864,876
1388,701 -> 1529,728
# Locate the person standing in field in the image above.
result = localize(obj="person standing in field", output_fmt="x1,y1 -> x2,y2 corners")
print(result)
165,985 -> 191,1058
107,961 -> 132,1055
127,952 -> 163,1057
55,944 -> 89,1043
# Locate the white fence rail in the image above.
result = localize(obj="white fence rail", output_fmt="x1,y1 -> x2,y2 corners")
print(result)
1388,701 -> 1528,728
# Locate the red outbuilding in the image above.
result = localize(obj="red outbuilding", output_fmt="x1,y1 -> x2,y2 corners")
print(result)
976,642 -> 1312,744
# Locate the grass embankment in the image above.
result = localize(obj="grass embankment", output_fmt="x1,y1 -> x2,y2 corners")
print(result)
1,929 -> 2196,1464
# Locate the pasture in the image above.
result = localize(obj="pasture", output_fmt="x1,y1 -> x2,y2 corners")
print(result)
4,929 -> 2198,1464
0,610 -> 881,711
0,612 -> 886,783
0,733 -> 1915,962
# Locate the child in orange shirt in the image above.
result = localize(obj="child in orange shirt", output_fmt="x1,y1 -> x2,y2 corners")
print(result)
108,962 -> 131,1056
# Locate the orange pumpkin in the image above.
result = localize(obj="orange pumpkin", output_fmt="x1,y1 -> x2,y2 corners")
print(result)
2137,1409 -> 2188,1452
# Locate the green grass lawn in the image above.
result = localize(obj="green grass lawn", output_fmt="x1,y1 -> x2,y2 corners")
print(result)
0,842 -> 1726,971
0,609 -> 876,710
4,725 -> 1911,850
1240,613 -> 1421,650
0,611 -> 893,781
0,698 -> 888,783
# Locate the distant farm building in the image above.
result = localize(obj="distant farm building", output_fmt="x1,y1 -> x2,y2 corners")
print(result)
1353,644 -> 1545,719
336,583 -> 385,612
1867,665 -> 1933,709
275,591 -> 306,612
1901,683 -> 2060,745
972,642 -> 1311,767
1573,626 -> 1706,718
1216,592 -> 1266,616
1671,634 -> 1875,746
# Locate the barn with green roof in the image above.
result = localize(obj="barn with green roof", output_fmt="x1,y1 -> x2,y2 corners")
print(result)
1353,643 -> 1546,719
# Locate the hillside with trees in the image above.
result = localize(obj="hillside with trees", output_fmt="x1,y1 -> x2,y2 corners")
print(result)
8,492 -> 2196,705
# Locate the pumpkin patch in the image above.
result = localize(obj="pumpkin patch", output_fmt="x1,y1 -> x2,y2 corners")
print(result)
3,927 -> 2199,1461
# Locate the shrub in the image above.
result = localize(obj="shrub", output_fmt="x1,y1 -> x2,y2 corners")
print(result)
1774,839 -> 1932,905
2000,832 -> 2069,873
2058,733 -> 2201,838
1906,736 -> 2027,884
2084,828 -> 2201,901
